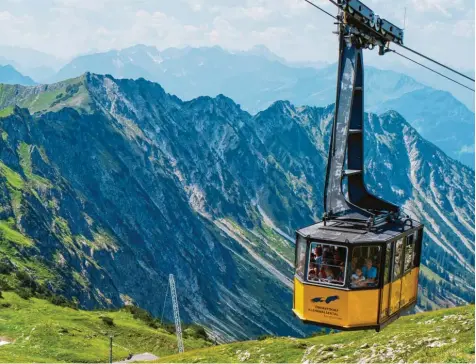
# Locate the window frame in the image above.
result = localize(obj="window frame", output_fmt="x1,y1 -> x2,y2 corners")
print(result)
294,234 -> 307,279
305,240 -> 349,288
413,228 -> 423,268
383,241 -> 393,286
403,233 -> 415,273
392,237 -> 405,281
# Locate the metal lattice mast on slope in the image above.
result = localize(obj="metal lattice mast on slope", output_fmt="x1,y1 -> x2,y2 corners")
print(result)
169,274 -> 184,353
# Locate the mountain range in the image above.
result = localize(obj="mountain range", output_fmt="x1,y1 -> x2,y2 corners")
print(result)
0,45 -> 473,167
48,45 -> 475,168
0,73 -> 473,340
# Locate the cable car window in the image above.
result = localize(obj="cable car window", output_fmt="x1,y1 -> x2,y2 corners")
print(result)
307,242 -> 347,287
393,238 -> 404,280
383,242 -> 392,285
295,235 -> 307,278
404,234 -> 415,272
350,246 -> 381,288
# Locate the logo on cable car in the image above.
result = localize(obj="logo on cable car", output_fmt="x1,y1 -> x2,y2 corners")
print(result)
311,295 -> 339,304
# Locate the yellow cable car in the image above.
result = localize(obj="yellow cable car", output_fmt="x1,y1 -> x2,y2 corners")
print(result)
293,219 -> 423,331
293,1 -> 425,331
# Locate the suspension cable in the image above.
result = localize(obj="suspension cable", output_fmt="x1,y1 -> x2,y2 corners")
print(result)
303,0 -> 338,20
160,283 -> 169,323
389,49 -> 475,92
397,44 -> 475,83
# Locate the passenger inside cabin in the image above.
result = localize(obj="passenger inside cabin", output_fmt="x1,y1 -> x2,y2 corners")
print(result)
337,262 -> 345,282
324,267 -> 335,282
362,258 -> 378,285
308,267 -> 318,281
351,268 -> 366,287
322,247 -> 332,263
333,251 -> 342,265
351,256 -> 359,271
310,252 -> 316,263
314,246 -> 323,265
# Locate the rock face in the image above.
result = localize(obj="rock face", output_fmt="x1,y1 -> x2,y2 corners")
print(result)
0,74 -> 473,340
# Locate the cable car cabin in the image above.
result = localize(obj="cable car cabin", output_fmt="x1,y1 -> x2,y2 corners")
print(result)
293,218 -> 423,331
292,0 -> 424,332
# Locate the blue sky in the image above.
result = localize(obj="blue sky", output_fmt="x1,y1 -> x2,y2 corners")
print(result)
1,0 -> 474,71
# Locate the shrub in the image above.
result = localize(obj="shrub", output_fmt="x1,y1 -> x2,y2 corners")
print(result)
49,294 -> 75,308
0,261 -> 13,275
0,277 -> 12,291
101,316 -> 115,326
257,334 -> 273,341
310,329 -> 327,337
164,323 -> 176,335
16,271 -> 38,292
17,287 -> 33,300
186,324 -> 208,340
123,305 -> 158,328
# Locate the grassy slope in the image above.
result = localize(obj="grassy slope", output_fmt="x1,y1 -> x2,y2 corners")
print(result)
158,305 -> 474,363
0,76 -> 91,115
0,292 -> 210,363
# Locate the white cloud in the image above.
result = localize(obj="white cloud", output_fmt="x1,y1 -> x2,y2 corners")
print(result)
458,144 -> 475,154
0,0 -> 472,72
453,18 -> 475,37
238,6 -> 272,21
410,0 -> 464,16
53,0 -> 108,11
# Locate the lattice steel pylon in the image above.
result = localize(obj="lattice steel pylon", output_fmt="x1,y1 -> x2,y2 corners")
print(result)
169,274 -> 184,353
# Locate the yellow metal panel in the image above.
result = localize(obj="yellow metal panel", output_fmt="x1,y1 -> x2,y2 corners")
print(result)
401,267 -> 419,307
412,267 -> 419,298
293,278 -> 380,328
380,283 -> 390,320
293,277 -> 305,317
389,278 -> 402,314
347,289 -> 379,326
294,278 -> 349,326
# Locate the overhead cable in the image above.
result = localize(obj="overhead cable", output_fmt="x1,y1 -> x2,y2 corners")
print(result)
303,0 -> 338,20
397,44 -> 475,83
389,49 -> 475,92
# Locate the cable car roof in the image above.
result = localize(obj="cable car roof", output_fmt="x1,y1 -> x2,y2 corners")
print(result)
297,218 -> 422,244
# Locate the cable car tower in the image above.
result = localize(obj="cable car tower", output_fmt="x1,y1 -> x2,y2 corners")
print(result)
293,0 -> 425,331
169,274 -> 184,353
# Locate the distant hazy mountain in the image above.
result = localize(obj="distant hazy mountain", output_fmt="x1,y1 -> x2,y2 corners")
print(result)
373,88 -> 475,167
50,45 -> 475,168
385,62 -> 475,113
0,65 -> 36,86
0,46 -> 61,83
0,74 -> 473,340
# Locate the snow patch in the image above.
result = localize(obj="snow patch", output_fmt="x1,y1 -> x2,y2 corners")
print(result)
147,51 -> 163,64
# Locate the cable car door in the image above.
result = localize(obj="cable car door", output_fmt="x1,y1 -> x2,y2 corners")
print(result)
389,238 -> 404,315
379,242 -> 392,321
